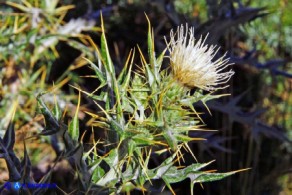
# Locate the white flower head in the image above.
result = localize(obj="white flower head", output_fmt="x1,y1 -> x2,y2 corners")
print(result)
166,24 -> 234,91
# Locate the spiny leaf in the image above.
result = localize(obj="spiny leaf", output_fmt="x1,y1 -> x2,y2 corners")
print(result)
0,138 -> 21,181
145,64 -> 155,87
100,13 -> 115,74
162,126 -> 178,151
90,160 -> 105,183
0,122 -> 21,181
99,13 -> 124,126
194,172 -> 235,183
37,93 -> 60,135
118,49 -> 135,91
156,48 -> 166,71
66,39 -> 93,58
160,162 -> 249,195
83,57 -> 106,85
154,48 -> 167,81
52,95 -> 62,121
3,122 -> 15,151
145,14 -> 155,69
4,123 -> 21,171
175,134 -> 206,142
20,141 -> 34,184
68,91 -> 81,141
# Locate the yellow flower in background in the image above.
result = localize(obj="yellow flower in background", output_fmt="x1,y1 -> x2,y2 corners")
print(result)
166,24 -> 234,91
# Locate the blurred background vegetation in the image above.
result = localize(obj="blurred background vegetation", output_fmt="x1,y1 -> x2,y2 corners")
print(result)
0,0 -> 291,194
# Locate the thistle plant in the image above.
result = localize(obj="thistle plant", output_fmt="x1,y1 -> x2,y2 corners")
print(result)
75,16 -> 241,194
0,12 -> 244,194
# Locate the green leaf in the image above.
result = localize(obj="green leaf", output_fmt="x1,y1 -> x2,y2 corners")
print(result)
145,64 -> 155,87
68,92 -> 81,141
37,93 -> 60,133
100,15 -> 115,75
89,159 -> 105,182
52,96 -> 62,121
117,49 -> 135,90
92,166 -> 106,183
162,124 -> 177,151
194,172 -> 236,183
83,57 -> 106,85
154,48 -> 166,81
66,39 -> 93,58
145,14 -> 155,69
176,134 -> 206,142
99,14 -> 123,125
160,161 -> 243,195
